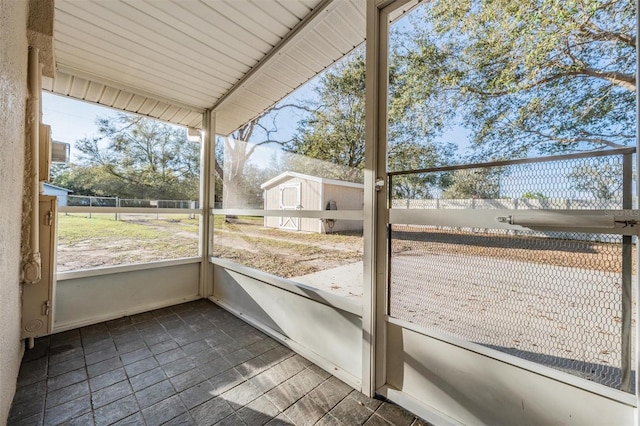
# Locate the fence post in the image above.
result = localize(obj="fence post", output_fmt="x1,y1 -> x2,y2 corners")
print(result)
116,197 -> 119,221
89,196 -> 92,219
620,153 -> 633,392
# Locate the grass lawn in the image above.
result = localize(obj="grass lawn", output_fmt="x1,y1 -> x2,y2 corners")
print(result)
57,214 -> 364,276
59,215 -> 164,243
57,214 -> 200,271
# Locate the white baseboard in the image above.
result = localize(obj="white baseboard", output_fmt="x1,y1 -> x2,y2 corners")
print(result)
52,294 -> 201,333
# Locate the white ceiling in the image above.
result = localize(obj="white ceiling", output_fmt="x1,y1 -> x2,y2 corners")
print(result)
44,0 -> 366,134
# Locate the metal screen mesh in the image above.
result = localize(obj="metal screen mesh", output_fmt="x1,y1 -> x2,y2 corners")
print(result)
388,151 -> 636,392
390,152 -> 628,210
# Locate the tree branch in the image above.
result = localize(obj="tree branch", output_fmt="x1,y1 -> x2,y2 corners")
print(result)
465,67 -> 635,96
214,159 -> 224,181
528,129 -> 627,149
581,23 -> 636,49
578,67 -> 636,91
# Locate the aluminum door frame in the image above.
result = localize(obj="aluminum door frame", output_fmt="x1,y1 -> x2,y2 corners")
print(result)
363,0 -> 640,423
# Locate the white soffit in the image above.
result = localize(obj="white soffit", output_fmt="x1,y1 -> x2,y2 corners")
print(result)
213,0 -> 366,134
46,0 -> 366,132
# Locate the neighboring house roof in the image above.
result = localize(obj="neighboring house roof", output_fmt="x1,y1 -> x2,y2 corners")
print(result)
260,171 -> 364,190
42,183 -> 73,194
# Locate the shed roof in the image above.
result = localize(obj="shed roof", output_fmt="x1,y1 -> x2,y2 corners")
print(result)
46,0 -> 368,134
43,182 -> 73,193
260,171 -> 364,190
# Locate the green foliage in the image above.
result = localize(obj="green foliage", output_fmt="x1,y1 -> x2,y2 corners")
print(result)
521,191 -> 547,199
283,53 -> 367,182
57,114 -> 200,200
285,49 -> 455,198
568,160 -> 623,199
50,163 -> 110,195
213,0 -> 635,208
408,0 -> 636,157
441,168 -> 502,199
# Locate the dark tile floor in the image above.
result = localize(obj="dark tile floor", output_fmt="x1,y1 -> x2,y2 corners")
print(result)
9,299 -> 428,426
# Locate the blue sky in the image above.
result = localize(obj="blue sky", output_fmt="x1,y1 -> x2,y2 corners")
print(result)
40,4 -> 462,167
43,93 -> 120,161
42,82 -> 315,165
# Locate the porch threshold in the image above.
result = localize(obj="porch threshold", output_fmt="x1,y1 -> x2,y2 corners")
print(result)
9,300 -> 428,426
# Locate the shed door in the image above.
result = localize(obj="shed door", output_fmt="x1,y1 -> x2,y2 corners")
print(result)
279,183 -> 301,230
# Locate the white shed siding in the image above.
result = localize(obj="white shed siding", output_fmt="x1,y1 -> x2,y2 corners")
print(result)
264,185 -> 279,228
322,183 -> 363,210
262,173 -> 363,233
42,184 -> 71,206
263,176 -> 322,232
300,179 -> 321,232
321,183 -> 364,233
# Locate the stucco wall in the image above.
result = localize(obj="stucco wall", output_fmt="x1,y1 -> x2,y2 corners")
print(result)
0,0 -> 28,422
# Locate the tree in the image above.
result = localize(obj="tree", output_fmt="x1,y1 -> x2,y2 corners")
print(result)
283,54 -> 367,183
441,168 -> 502,199
273,150 -> 358,182
521,191 -> 547,199
51,163 -> 129,198
222,0 -> 631,205
404,0 -> 635,158
215,105 -> 310,208
388,141 -> 455,199
569,160 -> 623,200
285,49 -> 455,197
67,114 -> 200,200
217,124 -> 261,209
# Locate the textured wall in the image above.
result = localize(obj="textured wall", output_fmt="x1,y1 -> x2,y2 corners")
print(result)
0,0 -> 28,422
27,0 -> 54,77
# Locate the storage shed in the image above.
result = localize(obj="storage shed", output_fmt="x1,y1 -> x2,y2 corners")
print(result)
261,172 -> 364,233
42,183 -> 72,206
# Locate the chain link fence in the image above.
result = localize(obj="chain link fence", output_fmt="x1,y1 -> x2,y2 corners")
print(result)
388,149 -> 636,392
65,196 -> 199,220
67,195 -> 198,208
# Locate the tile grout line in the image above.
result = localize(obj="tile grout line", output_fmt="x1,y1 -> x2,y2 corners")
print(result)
14,301 -> 413,426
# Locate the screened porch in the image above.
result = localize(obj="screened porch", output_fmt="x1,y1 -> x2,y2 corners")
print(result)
8,0 -> 639,425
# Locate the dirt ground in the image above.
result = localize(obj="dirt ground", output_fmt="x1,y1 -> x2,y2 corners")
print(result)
58,216 -> 634,389
392,225 -> 635,273
57,215 -> 637,393
386,225 -> 635,390
59,217 -> 632,281
56,215 -> 200,272
212,221 -> 632,282
212,221 -> 363,279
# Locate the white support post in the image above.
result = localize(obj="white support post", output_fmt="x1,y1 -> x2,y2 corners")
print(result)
208,112 -> 217,295
199,110 -> 215,298
363,0 -> 391,396
634,5 -> 640,418
363,0 -> 419,397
